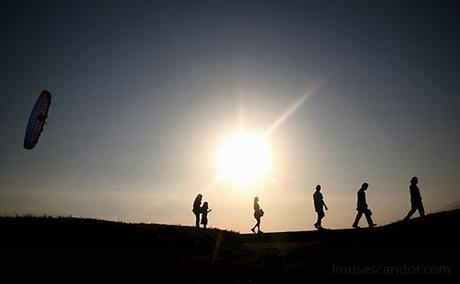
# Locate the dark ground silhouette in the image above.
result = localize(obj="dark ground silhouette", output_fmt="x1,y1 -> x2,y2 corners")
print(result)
1,210 -> 458,282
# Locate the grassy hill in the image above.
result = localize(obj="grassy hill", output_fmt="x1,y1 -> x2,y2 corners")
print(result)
1,210 -> 458,282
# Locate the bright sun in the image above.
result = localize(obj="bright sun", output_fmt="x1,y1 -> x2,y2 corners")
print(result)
219,132 -> 271,187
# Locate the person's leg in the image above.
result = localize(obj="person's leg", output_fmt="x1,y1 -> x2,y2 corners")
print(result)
251,217 -> 258,233
364,210 -> 375,227
318,211 -> 324,229
314,213 -> 320,228
352,211 -> 363,227
404,205 -> 416,221
256,217 -> 261,233
195,213 -> 200,227
418,202 -> 425,218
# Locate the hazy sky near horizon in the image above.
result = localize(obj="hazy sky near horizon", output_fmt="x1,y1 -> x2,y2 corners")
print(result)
1,0 -> 459,232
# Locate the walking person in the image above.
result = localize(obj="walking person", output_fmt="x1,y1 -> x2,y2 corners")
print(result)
352,183 -> 377,228
313,185 -> 328,229
251,197 -> 264,234
403,176 -> 425,220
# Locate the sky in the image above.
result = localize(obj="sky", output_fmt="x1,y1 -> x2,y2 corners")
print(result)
0,0 -> 459,232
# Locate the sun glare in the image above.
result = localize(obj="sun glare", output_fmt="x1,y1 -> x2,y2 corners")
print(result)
219,132 -> 271,187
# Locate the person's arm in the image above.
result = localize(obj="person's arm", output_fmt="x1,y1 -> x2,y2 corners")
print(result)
208,209 -> 212,213
323,201 -> 328,210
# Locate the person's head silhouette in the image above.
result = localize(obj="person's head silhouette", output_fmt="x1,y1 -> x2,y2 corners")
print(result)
254,196 -> 259,202
315,185 -> 321,191
361,183 -> 369,190
410,176 -> 418,185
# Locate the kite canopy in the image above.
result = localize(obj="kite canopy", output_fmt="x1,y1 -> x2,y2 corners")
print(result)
24,90 -> 52,150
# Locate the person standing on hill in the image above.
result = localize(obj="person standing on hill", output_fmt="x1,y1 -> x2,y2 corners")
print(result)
192,194 -> 203,227
313,185 -> 328,230
251,197 -> 264,234
352,183 -> 377,228
200,201 -> 212,229
404,176 -> 425,220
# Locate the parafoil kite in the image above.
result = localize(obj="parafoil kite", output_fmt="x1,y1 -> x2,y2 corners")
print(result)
24,90 -> 52,150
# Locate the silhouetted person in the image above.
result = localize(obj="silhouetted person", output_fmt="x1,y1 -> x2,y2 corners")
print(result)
192,194 -> 203,227
352,183 -> 377,228
313,185 -> 328,229
200,201 -> 212,228
251,197 -> 264,234
404,176 -> 425,220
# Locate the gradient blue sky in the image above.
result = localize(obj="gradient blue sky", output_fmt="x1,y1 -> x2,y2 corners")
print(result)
1,0 -> 459,232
